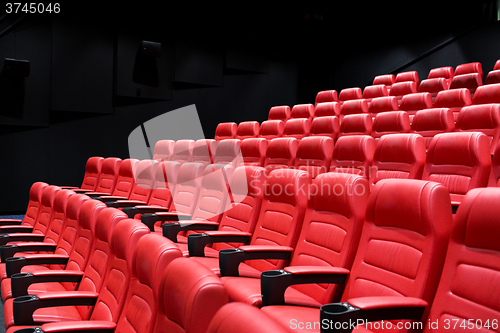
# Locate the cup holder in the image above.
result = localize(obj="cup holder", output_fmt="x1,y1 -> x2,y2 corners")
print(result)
219,248 -> 242,254
11,272 -> 31,279
12,295 -> 36,303
321,303 -> 351,315
261,270 -> 287,278
6,256 -> 24,262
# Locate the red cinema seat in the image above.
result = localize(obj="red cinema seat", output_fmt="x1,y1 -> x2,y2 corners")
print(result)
399,92 -> 433,122
423,187 -> 500,333
310,116 -> 340,143
330,135 -> 376,179
290,104 -> 315,122
263,137 -> 298,174
455,61 -> 483,77
371,111 -> 411,142
370,133 -> 426,190
258,120 -> 284,140
240,138 -> 268,166
293,136 -> 334,178
268,105 -> 291,122
340,99 -> 368,117
188,168 -> 311,277
418,77 -> 450,102
314,90 -> 338,106
236,121 -> 260,140
484,69 -> 500,85
423,132 -> 491,208
471,82 -> 500,104
314,101 -> 341,118
455,103 -> 500,155
260,179 -> 453,333
339,114 -> 373,137
411,108 -> 455,149
214,122 -> 237,141
221,173 -> 369,308
427,66 -> 454,80
362,85 -> 389,104
372,74 -> 395,88
212,139 -> 243,166
5,207 -> 128,328
489,143 -> 500,187
283,118 -> 310,139
191,139 -> 215,165
152,140 -> 175,162
172,165 -> 266,257
170,139 -> 194,163
339,87 -> 363,103
433,88 -> 472,121
61,157 -> 103,192
73,157 -> 122,196
0,182 -> 48,228
395,70 -> 419,86
389,81 -> 418,107
367,96 -> 399,116
450,73 -> 483,95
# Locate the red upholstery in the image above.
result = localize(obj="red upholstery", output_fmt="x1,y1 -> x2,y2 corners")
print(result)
258,120 -> 284,140
236,121 -> 260,140
489,143 -> 500,186
191,168 -> 311,277
91,157 -> 122,196
283,118 -> 310,139
123,159 -> 157,205
339,114 -> 373,137
494,59 -> 500,71
290,104 -> 315,122
310,116 -> 340,143
191,139 -> 215,165
293,136 -> 334,178
263,137 -> 298,173
484,69 -> 500,85
268,105 -> 291,122
433,88 -> 472,121
373,74 -> 395,87
222,173 -> 369,308
77,157 -> 104,191
471,82 -> 500,104
371,111 -> 411,141
399,92 -> 433,121
389,81 -> 418,106
395,70 -> 419,86
370,133 -> 426,189
154,257 -> 228,333
455,61 -> 483,77
423,132 -> 491,205
367,96 -> 399,115
450,73 -> 483,95
240,138 -> 268,166
207,302 -> 291,333
212,139 -> 242,166
171,139 -> 194,163
261,179 -> 453,333
313,102 -> 340,118
427,66 -> 454,79
455,104 -> 500,154
214,122 -> 237,141
418,77 -> 450,101
314,90 -> 338,105
424,187 -> 500,333
339,87 -> 363,102
411,108 -> 455,148
152,140 -> 175,161
0,181 -> 47,228
362,84 -> 389,101
330,135 -> 376,179
340,99 -> 368,116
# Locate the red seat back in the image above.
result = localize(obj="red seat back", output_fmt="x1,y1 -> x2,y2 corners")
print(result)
111,159 -> 140,198
472,82 -> 500,104
152,140 -> 175,162
171,139 -> 195,163
191,139 -> 215,165
434,88 -> 472,121
283,118 -> 310,139
214,122 -> 237,141
367,96 -> 399,115
371,111 -> 411,141
455,104 -> 500,154
340,99 -> 368,116
236,121 -> 260,140
330,135 -> 376,179
339,114 -> 373,137
263,137 -> 298,174
310,116 -> 340,143
293,136 -> 334,178
411,108 -> 455,149
240,138 -> 268,166
258,120 -> 284,140
268,105 -> 291,122
93,157 -> 122,195
80,157 -> 104,190
339,87 -> 363,103
290,104 -> 315,122
314,102 -> 340,118
169,162 -> 206,215
315,90 -> 338,106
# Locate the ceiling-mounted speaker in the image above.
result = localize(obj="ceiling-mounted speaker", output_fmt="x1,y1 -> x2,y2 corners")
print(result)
3,58 -> 30,77
141,41 -> 161,57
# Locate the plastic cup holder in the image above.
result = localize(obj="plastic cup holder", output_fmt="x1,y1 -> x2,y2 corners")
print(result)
261,270 -> 287,278
321,303 -> 351,315
11,272 -> 31,278
219,248 -> 242,254
12,295 -> 36,303
6,256 -> 24,262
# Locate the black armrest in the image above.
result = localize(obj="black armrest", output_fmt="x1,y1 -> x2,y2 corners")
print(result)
13,291 -> 98,325
122,205 -> 170,218
11,270 -> 84,298
219,245 -> 293,277
1,242 -> 56,262
140,212 -> 192,231
105,200 -> 146,208
162,221 -> 219,242
260,266 -> 350,306
187,232 -> 252,257
6,254 -> 69,277
319,297 -> 427,333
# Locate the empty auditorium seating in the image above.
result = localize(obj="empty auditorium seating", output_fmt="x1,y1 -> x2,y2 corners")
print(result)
423,132 -> 491,208
389,81 -> 418,106
339,99 -> 368,116
427,66 -> 454,80
283,118 -> 310,139
339,114 -> 373,137
485,68 -> 500,85
152,140 -> 175,161
293,136 -> 334,178
191,139 -> 215,165
214,122 -> 237,141
399,92 -> 433,122
372,73 -> 395,88
61,156 -> 103,192
212,139 -> 243,166
313,101 -> 340,118
490,143 -> 500,186
258,120 -> 284,140
221,173 -> 369,308
371,111 -> 411,141
268,105 -> 291,122
395,70 -> 419,86
433,88 -> 472,121
367,96 -> 399,116
471,82 -> 500,104
0,182 -> 47,228
330,135 -> 376,178
171,139 -> 194,163
450,72 -> 483,95
411,108 -> 455,148
455,103 -> 500,154
455,61 -> 483,77
290,103 -> 315,122
309,115 -> 340,142
314,89 -> 338,105
370,133 -> 426,190
362,84 -> 389,104
240,138 -> 268,166
338,87 -> 363,103
418,77 -> 450,102
263,137 -> 298,173
260,179 -> 453,332
236,121 -> 260,140
72,157 -> 121,196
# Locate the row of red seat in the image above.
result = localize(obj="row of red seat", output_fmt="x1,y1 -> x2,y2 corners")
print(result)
1,165 -> 499,333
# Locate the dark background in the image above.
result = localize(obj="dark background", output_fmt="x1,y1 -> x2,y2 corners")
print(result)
1,1 -> 499,213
